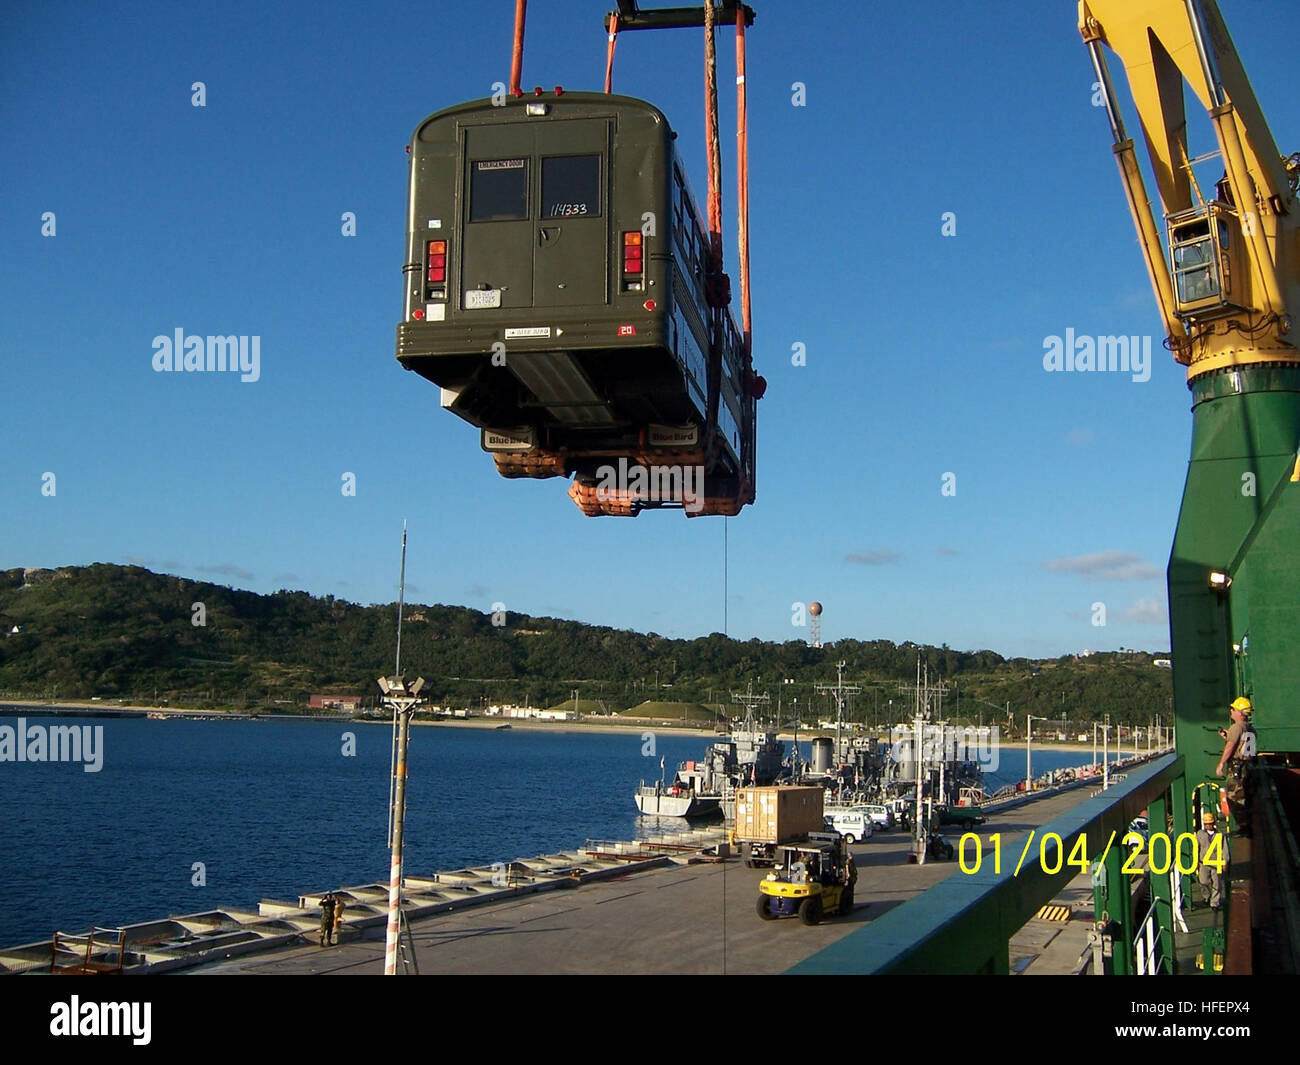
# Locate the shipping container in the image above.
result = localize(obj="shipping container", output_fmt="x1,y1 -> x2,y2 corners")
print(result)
733,786 -> 825,844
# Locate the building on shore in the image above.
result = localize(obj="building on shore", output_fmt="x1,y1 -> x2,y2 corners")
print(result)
308,694 -> 361,711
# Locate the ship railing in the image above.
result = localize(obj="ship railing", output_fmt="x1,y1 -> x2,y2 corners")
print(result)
1133,897 -> 1166,974
790,754 -> 1182,975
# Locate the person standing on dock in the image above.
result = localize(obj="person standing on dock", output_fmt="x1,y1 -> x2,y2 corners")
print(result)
318,892 -> 337,947
332,894 -> 345,942
1216,698 -> 1257,838
1196,811 -> 1224,911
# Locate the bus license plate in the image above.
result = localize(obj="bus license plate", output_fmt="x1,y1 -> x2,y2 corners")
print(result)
465,289 -> 501,309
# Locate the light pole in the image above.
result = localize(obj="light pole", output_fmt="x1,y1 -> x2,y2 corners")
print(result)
379,673 -> 425,975
1027,714 -> 1033,790
1103,713 -> 1111,789
1026,714 -> 1046,791
792,697 -> 799,774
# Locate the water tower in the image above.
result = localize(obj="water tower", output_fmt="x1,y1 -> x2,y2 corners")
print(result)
808,600 -> 822,648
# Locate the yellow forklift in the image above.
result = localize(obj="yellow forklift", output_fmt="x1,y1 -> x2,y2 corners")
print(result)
756,832 -> 857,925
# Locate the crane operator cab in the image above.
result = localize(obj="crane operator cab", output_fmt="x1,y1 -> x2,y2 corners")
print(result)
1168,201 -> 1250,321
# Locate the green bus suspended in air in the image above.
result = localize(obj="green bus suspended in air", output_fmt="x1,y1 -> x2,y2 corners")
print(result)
395,90 -> 761,517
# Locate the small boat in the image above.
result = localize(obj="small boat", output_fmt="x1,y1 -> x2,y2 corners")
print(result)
495,724 -> 512,730
634,778 -> 722,819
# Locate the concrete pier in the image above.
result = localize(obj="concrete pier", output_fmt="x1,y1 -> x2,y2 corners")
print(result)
187,786 -> 1102,975
2,772 -> 1151,976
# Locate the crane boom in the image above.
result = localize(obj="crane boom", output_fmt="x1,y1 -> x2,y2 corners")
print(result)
1080,0 -> 1298,377
1082,0 -> 1300,973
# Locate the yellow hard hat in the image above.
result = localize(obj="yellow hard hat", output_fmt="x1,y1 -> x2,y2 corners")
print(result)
1230,696 -> 1253,714
1202,810 -> 1216,823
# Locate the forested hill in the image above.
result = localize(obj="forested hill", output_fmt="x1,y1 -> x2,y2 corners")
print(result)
0,565 -> 1170,725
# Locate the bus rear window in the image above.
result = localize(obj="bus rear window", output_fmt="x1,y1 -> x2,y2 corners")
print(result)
542,155 -> 601,218
470,159 -> 528,221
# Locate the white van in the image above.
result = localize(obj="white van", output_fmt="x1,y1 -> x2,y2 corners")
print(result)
823,808 -> 875,844
862,804 -> 894,832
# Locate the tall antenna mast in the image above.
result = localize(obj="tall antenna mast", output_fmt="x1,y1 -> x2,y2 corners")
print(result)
380,521 -> 424,975
395,520 -> 407,675
816,661 -> 860,770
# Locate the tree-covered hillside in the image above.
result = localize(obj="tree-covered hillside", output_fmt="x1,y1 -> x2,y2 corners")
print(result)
0,565 -> 1171,726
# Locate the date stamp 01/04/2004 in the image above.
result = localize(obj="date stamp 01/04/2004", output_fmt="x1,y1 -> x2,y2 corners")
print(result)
953,828 -> 1226,878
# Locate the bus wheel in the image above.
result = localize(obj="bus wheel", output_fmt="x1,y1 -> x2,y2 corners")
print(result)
844,834 -> 856,845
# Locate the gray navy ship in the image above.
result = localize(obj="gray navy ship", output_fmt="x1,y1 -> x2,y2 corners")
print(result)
634,712 -> 786,819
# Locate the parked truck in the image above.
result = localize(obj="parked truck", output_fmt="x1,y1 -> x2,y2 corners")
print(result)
733,785 -> 825,867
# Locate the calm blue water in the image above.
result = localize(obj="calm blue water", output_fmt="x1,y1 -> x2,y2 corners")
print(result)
0,717 -> 1132,947
0,716 -> 710,947
983,745 -> 1129,792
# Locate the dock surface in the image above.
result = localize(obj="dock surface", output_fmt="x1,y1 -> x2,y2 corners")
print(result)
193,785 -> 1100,975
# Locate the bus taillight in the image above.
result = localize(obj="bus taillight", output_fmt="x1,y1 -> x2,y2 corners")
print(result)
427,240 -> 447,295
622,232 -> 642,275
622,232 -> 643,292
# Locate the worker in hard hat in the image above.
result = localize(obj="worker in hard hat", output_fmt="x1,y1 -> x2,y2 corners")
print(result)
1196,810 -> 1224,911
1216,697 -> 1257,838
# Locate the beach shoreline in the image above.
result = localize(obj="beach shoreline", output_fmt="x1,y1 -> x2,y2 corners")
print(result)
0,700 -> 1139,753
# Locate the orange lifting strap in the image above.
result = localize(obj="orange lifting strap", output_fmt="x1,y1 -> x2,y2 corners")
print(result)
704,0 -> 724,275
604,14 -> 620,93
509,0 -> 527,97
734,6 -> 751,360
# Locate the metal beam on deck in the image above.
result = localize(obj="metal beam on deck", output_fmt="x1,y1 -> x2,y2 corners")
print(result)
788,754 -> 1184,974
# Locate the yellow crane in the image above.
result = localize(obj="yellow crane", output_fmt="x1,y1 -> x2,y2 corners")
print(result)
1079,0 -> 1300,972
1079,0 -> 1298,372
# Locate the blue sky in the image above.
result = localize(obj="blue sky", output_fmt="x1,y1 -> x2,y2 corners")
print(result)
2,0 -> 1295,658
